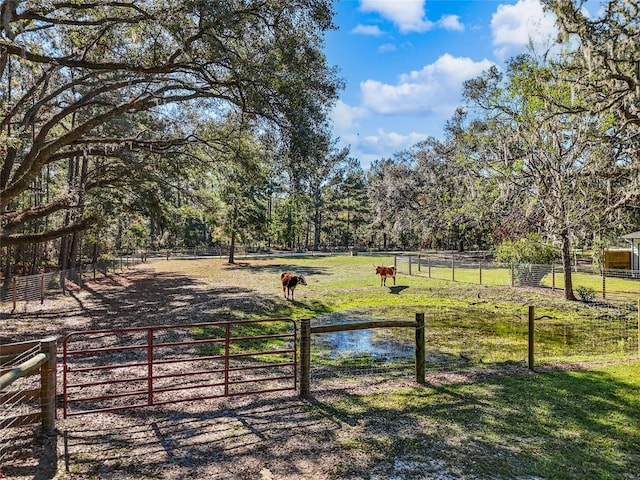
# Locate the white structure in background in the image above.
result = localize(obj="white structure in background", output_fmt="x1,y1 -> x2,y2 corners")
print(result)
622,231 -> 640,272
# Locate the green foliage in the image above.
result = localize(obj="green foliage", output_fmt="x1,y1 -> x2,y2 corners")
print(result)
121,221 -> 149,252
495,234 -> 557,286
495,234 -> 557,264
575,285 -> 596,303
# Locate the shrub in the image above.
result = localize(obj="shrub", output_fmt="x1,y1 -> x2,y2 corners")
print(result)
495,233 -> 558,265
576,285 -> 596,303
495,234 -> 558,287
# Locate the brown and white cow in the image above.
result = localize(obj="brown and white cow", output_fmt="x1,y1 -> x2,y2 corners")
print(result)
281,271 -> 307,301
375,265 -> 396,286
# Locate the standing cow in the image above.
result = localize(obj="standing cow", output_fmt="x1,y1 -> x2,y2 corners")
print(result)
375,265 -> 396,286
281,272 -> 307,301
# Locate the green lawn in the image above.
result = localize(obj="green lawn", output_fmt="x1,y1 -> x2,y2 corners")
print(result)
151,255 -> 640,479
321,360 -> 640,479
157,254 -> 638,364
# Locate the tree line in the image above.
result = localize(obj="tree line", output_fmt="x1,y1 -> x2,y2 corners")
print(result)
2,0 -> 639,301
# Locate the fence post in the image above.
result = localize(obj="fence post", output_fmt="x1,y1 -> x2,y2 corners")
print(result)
415,313 -> 425,384
299,318 -> 311,398
409,256 -> 412,275
602,270 -> 606,300
528,306 -> 535,371
551,264 -> 555,291
451,255 -> 455,282
11,276 -> 17,312
511,264 -> 515,287
637,299 -> 639,359
418,254 -> 421,272
394,256 -> 397,269
40,272 -> 45,304
428,256 -> 431,278
40,337 -> 57,433
479,261 -> 483,285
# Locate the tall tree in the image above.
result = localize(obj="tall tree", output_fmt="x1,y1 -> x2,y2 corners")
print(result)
0,0 -> 341,266
209,114 -> 271,264
545,0 -> 640,220
463,56 -> 610,300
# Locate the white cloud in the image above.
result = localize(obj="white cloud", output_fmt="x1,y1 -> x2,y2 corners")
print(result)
358,1 -> 465,34
491,0 -> 558,60
340,128 -> 430,168
360,54 -> 495,115
359,0 -> 434,33
331,100 -> 367,133
362,128 -> 428,152
351,24 -> 384,36
437,14 -> 464,32
378,43 -> 397,53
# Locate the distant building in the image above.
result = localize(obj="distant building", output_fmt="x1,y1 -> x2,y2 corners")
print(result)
622,231 -> 640,271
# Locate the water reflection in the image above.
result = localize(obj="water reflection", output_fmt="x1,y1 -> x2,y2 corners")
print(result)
312,312 -> 414,361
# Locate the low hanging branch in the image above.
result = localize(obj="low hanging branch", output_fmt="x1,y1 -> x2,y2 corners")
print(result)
0,215 -> 99,247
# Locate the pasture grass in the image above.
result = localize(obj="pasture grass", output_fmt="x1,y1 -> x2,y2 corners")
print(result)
320,360 -> 640,479
152,254 -> 639,363
146,254 -> 640,478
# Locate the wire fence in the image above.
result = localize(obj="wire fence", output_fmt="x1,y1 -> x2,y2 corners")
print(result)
395,253 -> 640,301
0,255 -> 146,310
307,299 -> 639,389
309,313 -> 418,385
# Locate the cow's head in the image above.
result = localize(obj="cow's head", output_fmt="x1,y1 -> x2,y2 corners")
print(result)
375,266 -> 383,275
298,275 -> 307,286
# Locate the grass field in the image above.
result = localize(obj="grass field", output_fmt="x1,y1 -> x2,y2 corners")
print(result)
147,254 -> 640,478
147,253 -> 639,365
5,253 -> 638,480
397,257 -> 640,302
322,361 -> 640,479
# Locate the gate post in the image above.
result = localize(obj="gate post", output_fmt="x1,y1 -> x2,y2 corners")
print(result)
11,276 -> 17,312
40,337 -> 57,433
40,272 -> 45,304
415,313 -> 425,384
299,318 -> 311,398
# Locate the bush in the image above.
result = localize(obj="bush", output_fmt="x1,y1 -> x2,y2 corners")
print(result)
495,234 -> 558,264
576,285 -> 596,303
495,234 -> 558,287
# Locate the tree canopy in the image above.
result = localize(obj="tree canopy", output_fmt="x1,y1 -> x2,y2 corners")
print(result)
0,0 -> 341,251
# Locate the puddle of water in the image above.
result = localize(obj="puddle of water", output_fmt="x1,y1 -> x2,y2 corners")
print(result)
313,312 -> 414,361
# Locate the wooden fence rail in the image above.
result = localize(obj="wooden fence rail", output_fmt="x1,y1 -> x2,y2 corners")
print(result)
299,314 -> 425,398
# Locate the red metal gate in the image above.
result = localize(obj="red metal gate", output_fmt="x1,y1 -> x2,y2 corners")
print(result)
62,318 -> 297,417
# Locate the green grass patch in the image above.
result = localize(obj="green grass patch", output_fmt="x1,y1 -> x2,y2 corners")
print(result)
322,361 -> 640,479
152,254 -> 638,365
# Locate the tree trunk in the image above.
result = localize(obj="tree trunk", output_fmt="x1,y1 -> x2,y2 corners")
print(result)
561,231 -> 576,301
313,205 -> 321,251
228,204 -> 237,264
228,230 -> 236,264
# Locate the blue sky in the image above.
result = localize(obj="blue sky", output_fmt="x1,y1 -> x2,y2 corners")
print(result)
324,0 -> 572,168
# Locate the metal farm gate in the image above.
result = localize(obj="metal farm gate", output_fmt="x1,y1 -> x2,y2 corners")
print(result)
62,319 -> 297,417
